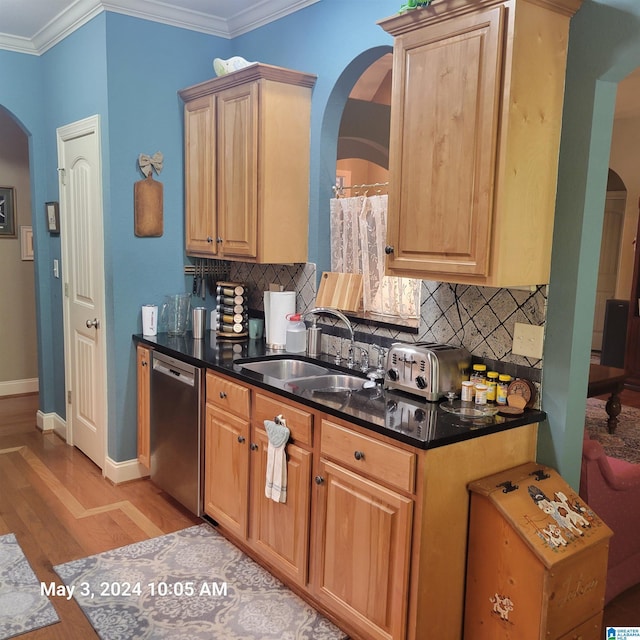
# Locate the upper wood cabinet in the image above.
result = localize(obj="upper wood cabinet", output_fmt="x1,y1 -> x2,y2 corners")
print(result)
179,64 -> 316,263
379,0 -> 582,287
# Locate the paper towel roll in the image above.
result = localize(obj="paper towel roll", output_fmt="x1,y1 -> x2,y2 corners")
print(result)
264,291 -> 295,349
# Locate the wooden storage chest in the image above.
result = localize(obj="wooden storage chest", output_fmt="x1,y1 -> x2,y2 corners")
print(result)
465,462 -> 612,639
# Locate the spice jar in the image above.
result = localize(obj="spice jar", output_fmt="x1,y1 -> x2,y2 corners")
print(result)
461,380 -> 475,402
474,383 -> 488,405
496,374 -> 512,405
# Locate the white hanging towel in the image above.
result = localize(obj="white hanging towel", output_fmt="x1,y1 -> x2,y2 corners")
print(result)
264,417 -> 290,503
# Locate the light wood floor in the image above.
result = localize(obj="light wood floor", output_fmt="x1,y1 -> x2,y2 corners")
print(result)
0,393 -> 200,639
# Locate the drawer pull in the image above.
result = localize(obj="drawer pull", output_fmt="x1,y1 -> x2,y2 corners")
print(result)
219,391 -> 227,399
314,475 -> 324,485
250,443 -> 259,451
237,435 -> 245,444
354,450 -> 365,461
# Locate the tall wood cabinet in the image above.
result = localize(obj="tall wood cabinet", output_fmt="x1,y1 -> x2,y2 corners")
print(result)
379,0 -> 582,287
179,64 -> 316,263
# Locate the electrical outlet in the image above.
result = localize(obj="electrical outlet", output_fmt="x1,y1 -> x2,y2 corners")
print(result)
512,322 -> 544,359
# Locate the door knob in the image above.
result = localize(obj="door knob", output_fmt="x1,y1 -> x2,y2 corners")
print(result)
86,318 -> 100,329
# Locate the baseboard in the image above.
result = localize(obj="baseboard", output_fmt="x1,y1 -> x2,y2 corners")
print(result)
0,378 -> 39,397
104,456 -> 150,484
36,410 -> 66,440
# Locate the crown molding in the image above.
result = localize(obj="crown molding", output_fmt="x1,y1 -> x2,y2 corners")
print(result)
0,0 -> 319,55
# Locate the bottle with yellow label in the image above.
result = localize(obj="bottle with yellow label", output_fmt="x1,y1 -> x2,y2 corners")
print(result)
486,371 -> 499,403
496,374 -> 512,405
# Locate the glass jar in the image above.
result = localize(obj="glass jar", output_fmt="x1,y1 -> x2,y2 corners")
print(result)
496,374 -> 512,405
470,364 -> 487,384
486,371 -> 499,403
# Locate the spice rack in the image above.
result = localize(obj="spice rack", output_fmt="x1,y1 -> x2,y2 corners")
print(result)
215,281 -> 248,339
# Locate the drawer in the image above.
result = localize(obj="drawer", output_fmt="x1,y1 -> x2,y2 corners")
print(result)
321,419 -> 416,493
206,371 -> 250,419
253,392 -> 312,446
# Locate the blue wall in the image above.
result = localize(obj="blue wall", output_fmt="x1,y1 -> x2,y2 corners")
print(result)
542,0 -> 640,486
5,0 -> 637,479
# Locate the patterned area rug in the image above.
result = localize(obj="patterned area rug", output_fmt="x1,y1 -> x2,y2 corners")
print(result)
0,533 -> 60,639
54,523 -> 347,640
585,397 -> 640,464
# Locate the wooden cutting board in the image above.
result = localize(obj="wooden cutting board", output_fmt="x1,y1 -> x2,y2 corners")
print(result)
315,272 -> 363,312
134,174 -> 163,237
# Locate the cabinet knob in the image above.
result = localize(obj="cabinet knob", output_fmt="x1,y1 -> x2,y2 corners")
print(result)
384,245 -> 395,255
206,236 -> 213,243
216,237 -> 223,244
354,450 -> 365,461
219,391 -> 227,399
237,435 -> 245,444
314,476 -> 324,485
141,360 -> 148,367
250,443 -> 259,451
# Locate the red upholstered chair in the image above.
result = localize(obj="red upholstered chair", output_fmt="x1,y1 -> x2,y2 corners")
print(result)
580,434 -> 640,604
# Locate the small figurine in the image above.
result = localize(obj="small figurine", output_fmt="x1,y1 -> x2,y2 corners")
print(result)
399,0 -> 432,12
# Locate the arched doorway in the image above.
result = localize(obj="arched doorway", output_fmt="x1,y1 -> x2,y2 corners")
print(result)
0,106 -> 38,396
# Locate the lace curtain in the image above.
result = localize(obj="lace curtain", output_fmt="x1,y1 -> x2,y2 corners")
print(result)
330,194 -> 420,319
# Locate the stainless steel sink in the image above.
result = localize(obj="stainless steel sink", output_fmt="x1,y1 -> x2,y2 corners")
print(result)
283,374 -> 367,394
238,358 -> 330,380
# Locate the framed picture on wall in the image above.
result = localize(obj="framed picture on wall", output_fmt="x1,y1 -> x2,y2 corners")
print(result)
20,226 -> 33,261
0,186 -> 16,237
46,201 -> 60,233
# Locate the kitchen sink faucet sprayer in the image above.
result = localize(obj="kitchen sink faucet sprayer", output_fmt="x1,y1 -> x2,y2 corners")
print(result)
303,307 -> 355,364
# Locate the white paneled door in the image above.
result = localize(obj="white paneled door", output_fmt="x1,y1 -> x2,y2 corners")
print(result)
57,115 -> 106,470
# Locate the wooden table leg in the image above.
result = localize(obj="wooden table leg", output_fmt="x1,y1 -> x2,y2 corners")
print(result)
605,392 -> 622,434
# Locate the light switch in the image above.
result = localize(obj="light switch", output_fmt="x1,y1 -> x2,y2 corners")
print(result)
512,322 -> 544,360
53,259 -> 59,278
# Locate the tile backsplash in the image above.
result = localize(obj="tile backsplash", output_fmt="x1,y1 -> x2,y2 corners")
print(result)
229,262 -> 546,372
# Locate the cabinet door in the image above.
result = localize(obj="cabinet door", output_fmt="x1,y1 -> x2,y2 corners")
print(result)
217,82 -> 258,259
184,94 -> 217,257
204,403 -> 249,538
386,6 -> 504,278
136,345 -> 151,469
249,427 -> 312,587
313,459 -> 413,640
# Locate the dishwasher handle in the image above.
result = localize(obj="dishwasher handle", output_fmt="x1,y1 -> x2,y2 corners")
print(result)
152,354 -> 197,388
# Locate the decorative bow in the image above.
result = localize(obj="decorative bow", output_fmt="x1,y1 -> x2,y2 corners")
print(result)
138,152 -> 163,177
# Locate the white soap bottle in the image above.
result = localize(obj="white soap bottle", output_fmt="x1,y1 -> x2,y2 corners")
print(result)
285,313 -> 307,353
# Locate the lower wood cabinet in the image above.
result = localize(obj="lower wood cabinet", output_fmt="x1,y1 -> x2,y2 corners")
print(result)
204,405 -> 250,538
136,344 -> 151,469
313,458 -> 413,640
202,369 -> 540,640
249,427 -> 312,587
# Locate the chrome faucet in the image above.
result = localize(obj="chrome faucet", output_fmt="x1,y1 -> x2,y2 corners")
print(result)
304,307 -> 355,365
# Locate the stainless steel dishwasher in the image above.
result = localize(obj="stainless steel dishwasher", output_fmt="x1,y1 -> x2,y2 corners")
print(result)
150,351 -> 204,516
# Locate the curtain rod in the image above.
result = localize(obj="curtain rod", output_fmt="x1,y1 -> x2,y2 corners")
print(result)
332,181 -> 389,196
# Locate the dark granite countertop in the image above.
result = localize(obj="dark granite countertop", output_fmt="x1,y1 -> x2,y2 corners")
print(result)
133,332 -> 545,451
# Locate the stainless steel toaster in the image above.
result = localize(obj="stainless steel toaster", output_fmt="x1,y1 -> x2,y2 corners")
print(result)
385,342 -> 471,401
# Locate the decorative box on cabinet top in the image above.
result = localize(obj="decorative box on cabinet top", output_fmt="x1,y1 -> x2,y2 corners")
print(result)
379,0 -> 583,287
465,461 -> 612,640
179,64 -> 317,264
